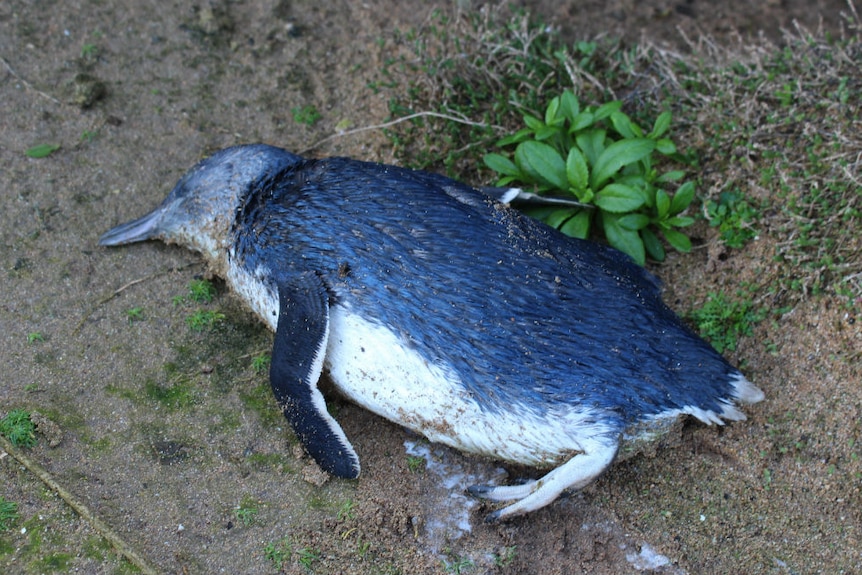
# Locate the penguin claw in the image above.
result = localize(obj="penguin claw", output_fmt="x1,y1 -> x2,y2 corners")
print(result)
483,509 -> 502,524
466,484 -> 494,499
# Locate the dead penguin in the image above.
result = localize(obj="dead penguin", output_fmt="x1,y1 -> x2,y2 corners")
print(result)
99,144 -> 764,521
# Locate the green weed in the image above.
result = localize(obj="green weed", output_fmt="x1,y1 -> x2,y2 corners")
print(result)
485,90 -> 696,264
263,536 -> 320,572
442,554 -> 474,574
292,104 -> 321,126
125,306 -> 144,324
264,537 -> 292,569
251,353 -> 270,374
234,496 -> 259,526
186,310 -> 225,331
704,189 -> 760,249
406,455 -> 426,473
0,409 -> 37,447
297,547 -> 320,570
337,499 -> 357,521
27,332 -> 45,344
187,279 -> 216,303
173,279 -> 216,305
0,497 -> 19,532
688,291 -> 765,353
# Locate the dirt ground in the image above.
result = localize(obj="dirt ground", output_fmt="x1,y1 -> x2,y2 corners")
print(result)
1,1 -> 859,574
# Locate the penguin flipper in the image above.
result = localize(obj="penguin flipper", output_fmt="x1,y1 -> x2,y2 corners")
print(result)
269,273 -> 360,479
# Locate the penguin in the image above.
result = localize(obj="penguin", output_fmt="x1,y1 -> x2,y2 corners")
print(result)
99,144 -> 764,521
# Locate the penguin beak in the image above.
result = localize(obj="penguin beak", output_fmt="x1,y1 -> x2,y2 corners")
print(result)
98,206 -> 166,246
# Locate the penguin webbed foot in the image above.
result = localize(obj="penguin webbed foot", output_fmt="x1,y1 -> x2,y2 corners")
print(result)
466,443 -> 618,521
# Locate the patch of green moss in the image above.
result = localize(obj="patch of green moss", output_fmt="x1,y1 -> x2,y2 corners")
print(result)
104,383 -> 139,403
206,408 -> 241,434
143,378 -> 197,410
0,537 -> 15,556
82,535 -> 112,561
239,383 -> 283,428
245,452 -> 294,474
33,552 -> 72,572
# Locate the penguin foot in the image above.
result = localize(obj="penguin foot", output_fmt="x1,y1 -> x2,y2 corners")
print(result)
467,444 -> 618,521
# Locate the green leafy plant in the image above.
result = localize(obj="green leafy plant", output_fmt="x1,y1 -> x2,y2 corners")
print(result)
125,306 -> 144,324
27,332 -> 45,344
173,279 -> 216,306
442,554 -> 475,574
0,409 -> 37,448
484,90 -> 696,265
292,104 -> 321,126
704,189 -> 760,249
406,455 -> 426,473
251,353 -> 270,374
185,310 -> 225,331
264,537 -> 292,569
0,497 -> 19,532
336,499 -> 356,521
234,500 -> 258,526
296,547 -> 321,570
688,291 -> 765,353
187,279 -> 216,303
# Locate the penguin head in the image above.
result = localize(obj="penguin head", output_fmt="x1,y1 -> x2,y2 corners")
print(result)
99,144 -> 301,258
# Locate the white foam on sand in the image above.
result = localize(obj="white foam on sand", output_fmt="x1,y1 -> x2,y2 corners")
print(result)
404,440 -> 506,551
626,542 -> 672,571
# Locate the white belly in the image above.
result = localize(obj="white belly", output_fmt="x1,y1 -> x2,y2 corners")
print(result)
325,305 -> 614,467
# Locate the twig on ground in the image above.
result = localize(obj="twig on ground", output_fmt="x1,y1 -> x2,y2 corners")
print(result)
0,435 -> 160,575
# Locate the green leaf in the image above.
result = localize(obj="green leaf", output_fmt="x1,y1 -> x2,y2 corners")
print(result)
570,111 -> 595,132
575,187 -> 594,204
535,125 -> 561,141
609,111 -> 636,139
25,143 -> 61,158
559,209 -> 592,239
656,189 -> 671,219
483,153 -> 521,177
544,96 -> 562,126
515,141 -> 567,190
544,208 -> 579,229
641,228 -> 665,261
655,138 -> 676,155
594,100 -> 622,121
497,128 -> 533,147
656,170 -> 686,183
602,211 -> 645,265
575,128 -> 605,166
559,91 -> 580,123
591,138 -> 656,189
670,181 -> 696,214
618,213 -> 650,230
648,111 -> 672,139
667,215 -> 695,227
565,147 -> 589,191
663,228 -> 692,252
595,183 -> 646,213
523,114 -> 545,132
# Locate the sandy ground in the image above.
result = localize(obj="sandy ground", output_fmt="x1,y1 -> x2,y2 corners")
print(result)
1,1 -> 860,574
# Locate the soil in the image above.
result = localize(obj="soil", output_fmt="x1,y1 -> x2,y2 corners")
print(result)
1,1 -> 859,575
